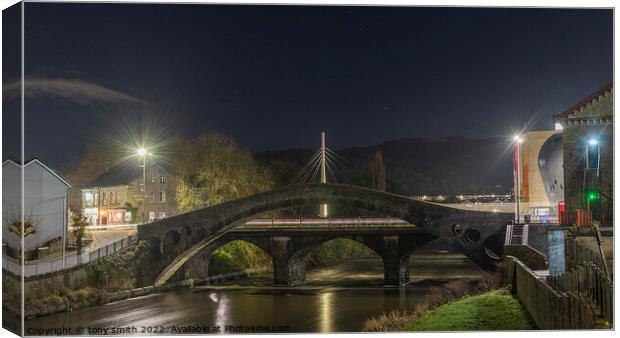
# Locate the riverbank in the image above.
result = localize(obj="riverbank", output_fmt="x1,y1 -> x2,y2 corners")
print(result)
407,289 -> 535,331
362,273 -> 501,332
20,238 -> 489,333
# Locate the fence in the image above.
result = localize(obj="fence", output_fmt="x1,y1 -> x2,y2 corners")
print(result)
2,235 -> 138,277
547,262 -> 613,325
565,237 -> 610,278
504,256 -> 606,329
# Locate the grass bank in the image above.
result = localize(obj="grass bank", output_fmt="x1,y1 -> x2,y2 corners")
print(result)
407,289 -> 535,331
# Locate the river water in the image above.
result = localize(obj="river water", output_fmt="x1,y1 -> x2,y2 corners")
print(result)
23,239 -> 485,334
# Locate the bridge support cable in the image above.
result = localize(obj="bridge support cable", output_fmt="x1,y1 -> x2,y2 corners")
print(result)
289,150 -> 322,185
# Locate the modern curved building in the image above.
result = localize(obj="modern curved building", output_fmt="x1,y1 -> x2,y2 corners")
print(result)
514,130 -> 564,223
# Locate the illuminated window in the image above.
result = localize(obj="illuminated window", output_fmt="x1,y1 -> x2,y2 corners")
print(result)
84,192 -> 93,207
113,212 -> 123,222
102,192 -> 108,206
150,176 -> 156,183
125,212 -> 132,222
160,176 -> 165,184
160,191 -> 166,203
148,211 -> 155,221
159,211 -> 166,219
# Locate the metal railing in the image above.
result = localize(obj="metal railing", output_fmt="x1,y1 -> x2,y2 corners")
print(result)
2,235 -> 138,277
241,217 -> 409,228
547,262 -> 613,325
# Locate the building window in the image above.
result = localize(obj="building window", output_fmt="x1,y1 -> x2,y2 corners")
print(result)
150,191 -> 155,202
125,212 -> 132,222
115,191 -> 119,204
102,192 -> 108,206
159,211 -> 166,219
150,175 -> 156,183
84,192 -> 94,207
148,211 -> 156,221
160,191 -> 166,203
113,211 -> 123,223
160,175 -> 165,184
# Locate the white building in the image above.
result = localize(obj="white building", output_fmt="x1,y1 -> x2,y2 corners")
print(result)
2,159 -> 70,258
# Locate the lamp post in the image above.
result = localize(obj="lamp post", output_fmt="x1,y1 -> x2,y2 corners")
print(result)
137,148 -> 148,223
513,135 -> 524,223
585,138 -> 600,225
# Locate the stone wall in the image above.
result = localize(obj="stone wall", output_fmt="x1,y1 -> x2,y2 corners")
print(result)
559,88 -> 613,226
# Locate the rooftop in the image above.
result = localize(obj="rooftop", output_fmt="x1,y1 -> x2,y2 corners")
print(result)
553,83 -> 613,122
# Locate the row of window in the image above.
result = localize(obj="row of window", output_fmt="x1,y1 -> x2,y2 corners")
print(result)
148,211 -> 166,221
96,190 -> 168,206
102,191 -> 120,206
149,191 -> 167,203
149,175 -> 166,184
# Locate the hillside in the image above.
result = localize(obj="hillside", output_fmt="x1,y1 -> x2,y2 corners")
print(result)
255,137 -> 513,196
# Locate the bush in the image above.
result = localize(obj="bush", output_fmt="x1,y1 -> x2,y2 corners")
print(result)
209,240 -> 272,275
307,239 -> 376,267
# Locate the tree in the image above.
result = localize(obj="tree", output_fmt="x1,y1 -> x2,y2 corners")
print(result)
174,132 -> 274,213
71,212 -> 89,254
7,215 -> 38,238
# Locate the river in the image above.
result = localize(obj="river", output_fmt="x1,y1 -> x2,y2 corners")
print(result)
23,239 -> 485,334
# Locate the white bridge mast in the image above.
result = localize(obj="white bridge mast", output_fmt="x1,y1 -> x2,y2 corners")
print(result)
320,131 -> 328,218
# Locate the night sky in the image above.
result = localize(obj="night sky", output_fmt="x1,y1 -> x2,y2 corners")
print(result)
2,4 -> 613,168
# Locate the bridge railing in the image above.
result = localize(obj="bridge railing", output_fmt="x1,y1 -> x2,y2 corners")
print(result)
242,217 -> 409,228
2,235 -> 138,277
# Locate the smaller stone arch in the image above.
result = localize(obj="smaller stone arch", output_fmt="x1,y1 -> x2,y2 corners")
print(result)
184,237 -> 274,280
180,226 -> 193,247
146,237 -> 162,259
161,230 -> 182,257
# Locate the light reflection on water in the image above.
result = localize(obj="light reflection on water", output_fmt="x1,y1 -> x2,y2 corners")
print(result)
320,291 -> 333,332
24,241 -> 486,334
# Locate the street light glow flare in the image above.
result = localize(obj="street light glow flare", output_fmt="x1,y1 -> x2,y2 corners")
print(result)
137,148 -> 147,157
588,138 -> 599,146
513,135 -> 523,143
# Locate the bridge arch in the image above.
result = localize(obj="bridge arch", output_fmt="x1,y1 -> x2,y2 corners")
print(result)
184,236 -> 274,280
139,184 -> 510,286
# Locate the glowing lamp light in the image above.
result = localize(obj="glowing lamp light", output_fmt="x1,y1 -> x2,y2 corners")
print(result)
513,135 -> 523,143
137,148 -> 147,157
588,138 -> 599,146
587,191 -> 599,202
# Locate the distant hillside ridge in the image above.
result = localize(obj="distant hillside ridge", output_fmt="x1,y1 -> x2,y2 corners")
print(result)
254,137 -> 513,196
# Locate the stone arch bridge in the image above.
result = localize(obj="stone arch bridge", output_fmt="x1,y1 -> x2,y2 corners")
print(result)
137,184 -> 511,286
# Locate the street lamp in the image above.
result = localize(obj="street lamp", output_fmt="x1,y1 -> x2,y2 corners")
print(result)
513,134 -> 524,223
137,147 -> 150,223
